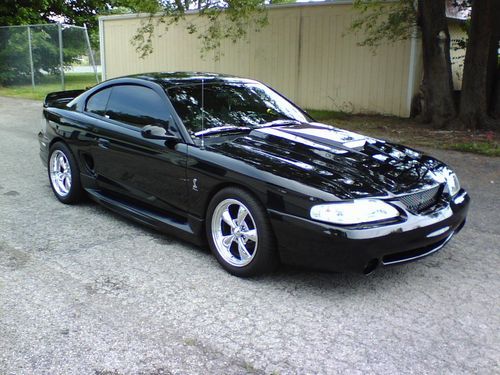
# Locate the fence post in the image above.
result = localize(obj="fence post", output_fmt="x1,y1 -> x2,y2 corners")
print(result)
58,23 -> 65,90
27,26 -> 35,90
84,24 -> 99,83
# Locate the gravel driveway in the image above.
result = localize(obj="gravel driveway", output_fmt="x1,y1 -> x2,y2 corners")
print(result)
0,96 -> 499,374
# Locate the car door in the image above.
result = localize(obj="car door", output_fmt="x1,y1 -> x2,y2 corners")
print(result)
88,84 -> 188,217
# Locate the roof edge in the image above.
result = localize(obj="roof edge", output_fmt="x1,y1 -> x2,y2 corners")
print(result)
98,0 -> 363,22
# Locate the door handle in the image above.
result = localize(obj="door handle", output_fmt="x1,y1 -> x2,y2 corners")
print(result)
97,138 -> 110,149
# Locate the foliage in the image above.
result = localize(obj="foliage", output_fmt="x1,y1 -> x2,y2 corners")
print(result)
349,0 -> 417,49
0,0 -> 134,30
450,20 -> 469,79
349,0 -> 472,49
0,25 -> 89,85
130,0 -> 270,59
0,0 -> 139,85
0,27 -> 59,85
0,0 -> 150,54
449,0 -> 471,52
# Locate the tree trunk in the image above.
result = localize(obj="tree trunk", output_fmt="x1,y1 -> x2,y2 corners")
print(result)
493,65 -> 500,119
417,0 -> 456,128
490,4 -> 500,119
458,0 -> 500,129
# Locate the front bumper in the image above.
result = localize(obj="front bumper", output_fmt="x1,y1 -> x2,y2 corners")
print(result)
268,190 -> 470,274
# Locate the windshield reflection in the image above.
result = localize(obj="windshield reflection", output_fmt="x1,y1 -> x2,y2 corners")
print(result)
166,82 -> 311,136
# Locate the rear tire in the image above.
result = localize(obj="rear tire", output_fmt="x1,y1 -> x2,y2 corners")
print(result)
206,187 -> 278,277
48,142 -> 84,204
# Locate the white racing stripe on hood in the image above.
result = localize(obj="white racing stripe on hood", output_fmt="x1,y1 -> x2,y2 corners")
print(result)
255,127 -> 348,154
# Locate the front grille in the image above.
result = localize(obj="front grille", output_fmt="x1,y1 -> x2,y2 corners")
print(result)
398,185 -> 441,213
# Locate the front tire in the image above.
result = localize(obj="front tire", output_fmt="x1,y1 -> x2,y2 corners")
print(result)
48,142 -> 84,204
206,187 -> 278,277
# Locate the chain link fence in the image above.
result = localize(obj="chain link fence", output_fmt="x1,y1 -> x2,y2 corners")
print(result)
0,23 -> 99,92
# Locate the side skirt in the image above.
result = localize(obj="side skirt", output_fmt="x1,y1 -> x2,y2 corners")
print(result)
85,188 -> 205,246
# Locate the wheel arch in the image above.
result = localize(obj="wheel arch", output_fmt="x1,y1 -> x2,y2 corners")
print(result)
203,181 -> 280,276
49,136 -> 65,150
49,137 -> 81,163
46,138 -> 85,204
201,181 -> 278,245
202,182 -> 268,220
48,137 -> 88,179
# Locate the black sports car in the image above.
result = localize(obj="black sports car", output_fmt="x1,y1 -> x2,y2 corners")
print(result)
39,72 -> 469,277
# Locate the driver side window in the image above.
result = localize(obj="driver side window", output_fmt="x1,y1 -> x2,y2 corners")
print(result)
105,85 -> 171,129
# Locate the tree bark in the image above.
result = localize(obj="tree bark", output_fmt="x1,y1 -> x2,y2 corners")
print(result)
458,0 -> 500,129
493,65 -> 500,119
417,0 -> 456,128
490,3 -> 500,119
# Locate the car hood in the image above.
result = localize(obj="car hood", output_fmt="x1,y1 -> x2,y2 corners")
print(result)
207,122 -> 448,199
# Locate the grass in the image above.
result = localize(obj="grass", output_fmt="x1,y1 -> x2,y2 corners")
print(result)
306,109 -> 350,121
448,141 -> 499,157
306,109 -> 500,157
0,73 -> 99,101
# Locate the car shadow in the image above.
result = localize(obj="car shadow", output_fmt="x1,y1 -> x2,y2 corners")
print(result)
83,198 -> 417,295
261,263 -> 415,294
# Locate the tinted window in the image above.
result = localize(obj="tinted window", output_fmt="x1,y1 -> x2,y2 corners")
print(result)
86,88 -> 111,116
106,85 -> 171,128
167,82 -> 311,134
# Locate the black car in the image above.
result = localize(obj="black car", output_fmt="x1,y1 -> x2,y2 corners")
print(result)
38,72 -> 469,277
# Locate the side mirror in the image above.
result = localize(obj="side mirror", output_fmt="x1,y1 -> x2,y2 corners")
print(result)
141,124 -> 179,143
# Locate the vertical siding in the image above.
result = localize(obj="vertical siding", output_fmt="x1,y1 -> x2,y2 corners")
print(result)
102,3 -> 420,117
449,22 -> 467,90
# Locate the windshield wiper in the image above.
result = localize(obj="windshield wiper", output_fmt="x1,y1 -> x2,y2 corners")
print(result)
192,118 -> 303,137
257,119 -> 303,128
193,125 -> 251,137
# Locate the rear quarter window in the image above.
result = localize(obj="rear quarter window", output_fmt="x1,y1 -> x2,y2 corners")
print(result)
86,88 -> 112,116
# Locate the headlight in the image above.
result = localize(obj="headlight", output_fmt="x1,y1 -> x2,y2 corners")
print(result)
431,167 -> 461,197
310,199 -> 399,225
446,171 -> 460,196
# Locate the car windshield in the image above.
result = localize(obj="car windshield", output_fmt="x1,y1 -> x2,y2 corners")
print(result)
166,82 -> 312,137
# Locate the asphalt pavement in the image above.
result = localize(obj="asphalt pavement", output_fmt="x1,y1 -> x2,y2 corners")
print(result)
0,96 -> 499,374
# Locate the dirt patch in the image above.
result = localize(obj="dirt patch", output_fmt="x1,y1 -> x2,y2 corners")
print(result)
314,113 -> 500,157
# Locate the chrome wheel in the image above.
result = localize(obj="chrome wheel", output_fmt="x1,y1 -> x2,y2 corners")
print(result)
49,150 -> 72,197
211,198 -> 258,267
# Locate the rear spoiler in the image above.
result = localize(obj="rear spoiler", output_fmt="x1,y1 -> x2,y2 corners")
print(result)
43,89 -> 85,108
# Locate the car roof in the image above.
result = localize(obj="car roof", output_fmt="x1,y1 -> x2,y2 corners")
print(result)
120,72 -> 258,89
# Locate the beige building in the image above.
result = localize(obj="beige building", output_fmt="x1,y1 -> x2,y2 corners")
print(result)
99,1 -> 423,117
448,21 -> 467,90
